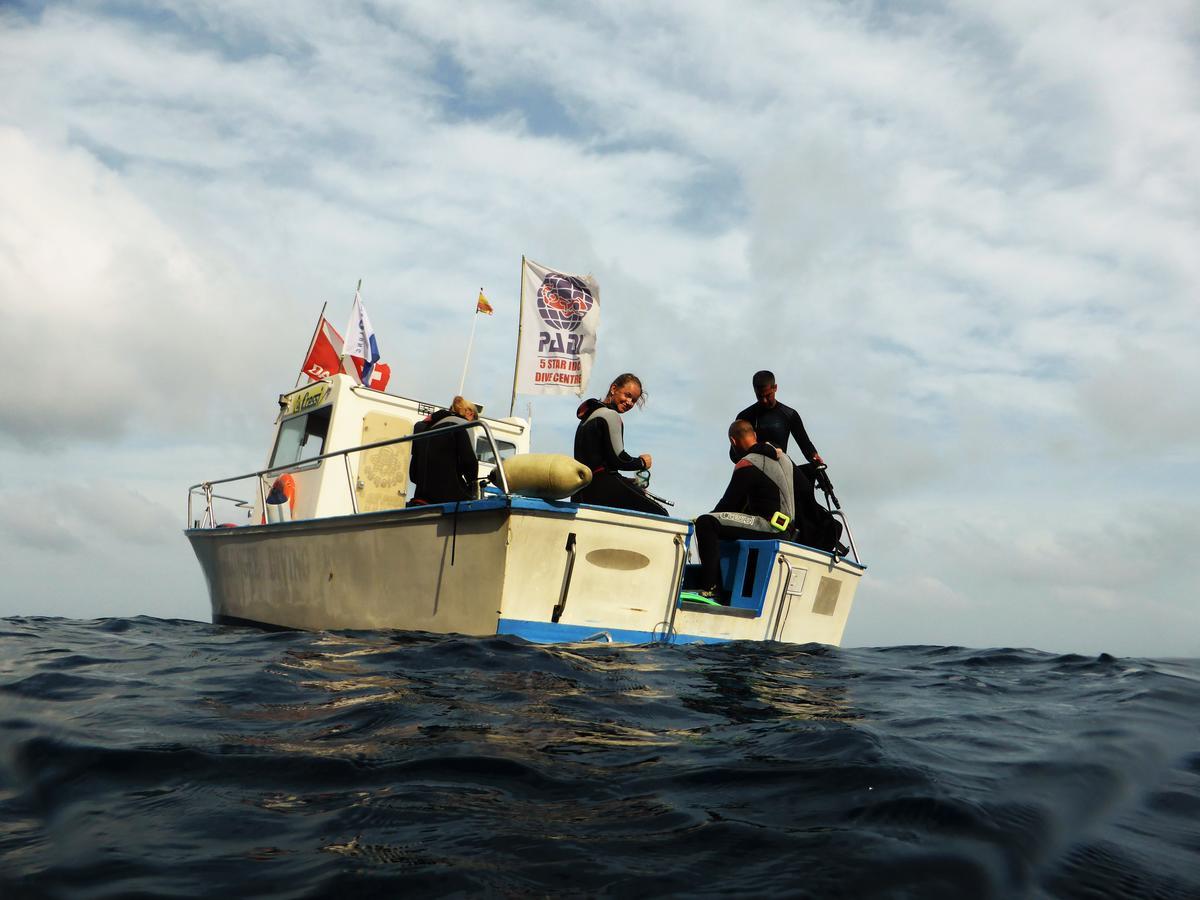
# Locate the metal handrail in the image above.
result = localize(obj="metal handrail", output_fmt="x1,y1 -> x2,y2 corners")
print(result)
829,510 -> 861,565
657,532 -> 687,643
771,556 -> 794,641
186,418 -> 511,526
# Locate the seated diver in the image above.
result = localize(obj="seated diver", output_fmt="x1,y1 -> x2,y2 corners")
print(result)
691,419 -> 796,603
409,395 -> 480,505
572,373 -> 667,516
791,462 -> 846,554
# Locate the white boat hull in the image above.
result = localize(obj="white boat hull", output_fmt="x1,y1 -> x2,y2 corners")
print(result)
187,496 -> 863,645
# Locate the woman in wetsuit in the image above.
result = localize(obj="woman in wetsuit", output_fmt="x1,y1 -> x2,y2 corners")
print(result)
572,374 -> 667,515
409,396 -> 479,504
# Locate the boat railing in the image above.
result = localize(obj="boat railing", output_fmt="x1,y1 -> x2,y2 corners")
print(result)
829,510 -> 861,566
186,419 -> 511,528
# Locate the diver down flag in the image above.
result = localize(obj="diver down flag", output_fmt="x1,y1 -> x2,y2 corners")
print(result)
514,257 -> 600,398
301,317 -> 344,382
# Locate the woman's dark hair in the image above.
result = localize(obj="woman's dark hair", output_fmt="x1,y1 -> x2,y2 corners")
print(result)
608,373 -> 646,407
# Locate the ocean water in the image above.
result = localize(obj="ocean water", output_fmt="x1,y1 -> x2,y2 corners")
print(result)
0,618 -> 1197,899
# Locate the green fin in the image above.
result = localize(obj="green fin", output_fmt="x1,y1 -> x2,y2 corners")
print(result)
679,590 -> 721,606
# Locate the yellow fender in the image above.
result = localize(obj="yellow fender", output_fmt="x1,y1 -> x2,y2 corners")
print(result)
495,453 -> 592,500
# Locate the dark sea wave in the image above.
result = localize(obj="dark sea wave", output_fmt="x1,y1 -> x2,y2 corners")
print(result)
1,617 -> 1198,899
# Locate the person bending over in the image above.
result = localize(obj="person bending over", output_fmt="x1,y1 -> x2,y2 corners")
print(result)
410,395 -> 479,505
572,373 -> 666,515
693,419 -> 796,603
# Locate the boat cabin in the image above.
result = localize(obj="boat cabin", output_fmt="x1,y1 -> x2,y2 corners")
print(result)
252,375 -> 530,523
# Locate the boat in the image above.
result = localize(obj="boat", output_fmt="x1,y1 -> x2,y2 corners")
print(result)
186,374 -> 866,644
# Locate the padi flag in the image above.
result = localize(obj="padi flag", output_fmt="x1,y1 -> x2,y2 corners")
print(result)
515,257 -> 599,397
342,289 -> 382,386
301,317 -> 344,382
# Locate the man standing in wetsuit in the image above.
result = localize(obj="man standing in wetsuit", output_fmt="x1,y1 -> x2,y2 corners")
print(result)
732,370 -> 847,555
733,370 -> 824,468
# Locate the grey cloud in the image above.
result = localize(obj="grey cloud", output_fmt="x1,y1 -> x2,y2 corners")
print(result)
849,498 -> 1200,656
1076,342 -> 1200,455
0,497 -> 84,553
0,482 -> 176,553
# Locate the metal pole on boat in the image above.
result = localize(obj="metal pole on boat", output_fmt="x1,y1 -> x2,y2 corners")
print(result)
293,301 -> 329,388
508,256 -> 526,417
457,293 -> 481,397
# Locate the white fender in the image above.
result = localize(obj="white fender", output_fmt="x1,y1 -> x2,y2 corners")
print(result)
496,453 -> 592,500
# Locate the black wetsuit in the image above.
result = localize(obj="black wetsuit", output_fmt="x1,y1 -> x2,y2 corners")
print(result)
572,398 -> 666,515
696,442 -> 788,594
729,393 -> 835,528
409,410 -> 479,504
732,400 -> 818,463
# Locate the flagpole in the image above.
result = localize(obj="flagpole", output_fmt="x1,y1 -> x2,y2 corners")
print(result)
509,256 -> 525,417
457,291 -> 481,396
338,278 -> 362,378
294,301 -> 328,388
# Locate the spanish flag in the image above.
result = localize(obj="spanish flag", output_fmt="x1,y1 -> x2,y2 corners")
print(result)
475,289 -> 494,316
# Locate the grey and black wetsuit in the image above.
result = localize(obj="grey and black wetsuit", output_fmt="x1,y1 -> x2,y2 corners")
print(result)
572,398 -> 666,515
409,409 -> 479,504
696,442 -> 793,597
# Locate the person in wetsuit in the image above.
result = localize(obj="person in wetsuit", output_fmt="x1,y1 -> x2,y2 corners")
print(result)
409,395 -> 479,504
693,419 -> 795,603
572,373 -> 667,515
732,369 -> 846,551
731,370 -> 824,468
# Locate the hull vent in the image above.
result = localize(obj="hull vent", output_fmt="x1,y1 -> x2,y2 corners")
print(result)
812,576 -> 841,616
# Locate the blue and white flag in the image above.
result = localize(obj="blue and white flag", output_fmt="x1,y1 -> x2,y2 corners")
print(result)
342,289 -> 381,385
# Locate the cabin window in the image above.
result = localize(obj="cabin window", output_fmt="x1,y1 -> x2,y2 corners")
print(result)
475,437 -> 518,464
270,405 -> 332,468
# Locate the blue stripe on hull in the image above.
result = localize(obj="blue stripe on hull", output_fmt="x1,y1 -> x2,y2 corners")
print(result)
496,618 -> 731,645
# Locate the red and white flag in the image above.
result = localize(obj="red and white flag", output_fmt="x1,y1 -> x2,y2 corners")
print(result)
361,361 -> 391,391
301,317 -> 344,382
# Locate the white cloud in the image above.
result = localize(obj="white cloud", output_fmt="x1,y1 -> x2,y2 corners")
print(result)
0,127 -> 276,446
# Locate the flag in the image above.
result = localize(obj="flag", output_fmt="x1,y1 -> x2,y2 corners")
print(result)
514,257 -> 600,398
342,289 -> 382,387
301,317 -> 344,382
476,289 -> 494,316
363,361 -> 391,391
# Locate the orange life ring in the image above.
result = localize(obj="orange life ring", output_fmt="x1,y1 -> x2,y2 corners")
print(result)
261,473 -> 298,524
272,474 -> 297,513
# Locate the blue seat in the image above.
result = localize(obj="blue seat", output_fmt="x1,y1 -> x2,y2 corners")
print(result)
718,540 -> 778,612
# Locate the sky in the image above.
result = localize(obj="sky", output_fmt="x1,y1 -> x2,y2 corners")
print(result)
1,0 -> 1197,657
